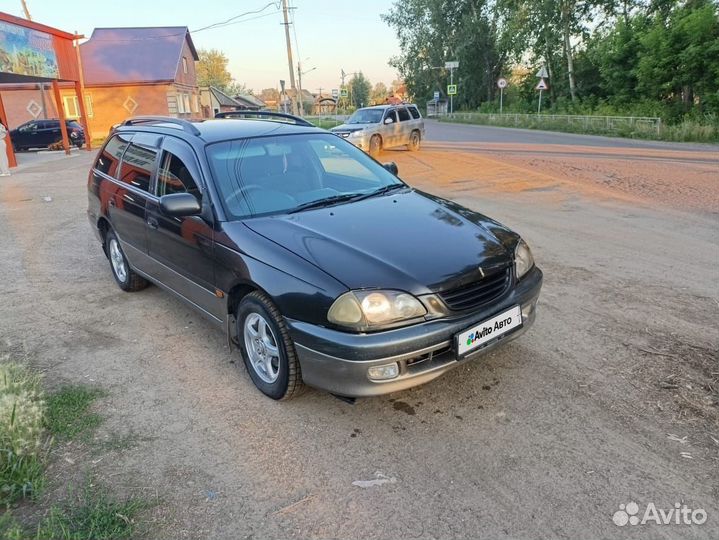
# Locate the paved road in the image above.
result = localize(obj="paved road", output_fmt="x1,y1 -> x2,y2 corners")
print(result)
424,119 -> 718,152
1,149 -> 717,539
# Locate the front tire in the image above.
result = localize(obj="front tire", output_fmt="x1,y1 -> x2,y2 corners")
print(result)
105,229 -> 148,292
237,291 -> 304,400
408,130 -> 421,151
369,135 -> 382,157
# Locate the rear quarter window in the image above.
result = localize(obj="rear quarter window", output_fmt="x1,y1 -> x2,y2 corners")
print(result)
408,106 -> 421,119
94,134 -> 130,177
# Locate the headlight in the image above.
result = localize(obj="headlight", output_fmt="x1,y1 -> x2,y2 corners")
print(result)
350,130 -> 364,137
514,239 -> 534,280
328,290 -> 427,330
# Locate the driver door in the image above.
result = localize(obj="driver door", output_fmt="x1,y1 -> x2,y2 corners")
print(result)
380,109 -> 399,148
144,137 -> 222,321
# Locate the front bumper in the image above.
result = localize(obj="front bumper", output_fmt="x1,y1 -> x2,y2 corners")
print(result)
287,266 -> 542,397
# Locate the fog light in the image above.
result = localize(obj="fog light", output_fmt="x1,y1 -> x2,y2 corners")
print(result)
521,299 -> 537,320
367,362 -> 399,381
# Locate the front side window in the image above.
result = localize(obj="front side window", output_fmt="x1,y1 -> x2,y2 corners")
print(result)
95,134 -> 130,176
157,151 -> 200,197
383,110 -> 398,124
206,133 -> 402,220
118,140 -> 158,192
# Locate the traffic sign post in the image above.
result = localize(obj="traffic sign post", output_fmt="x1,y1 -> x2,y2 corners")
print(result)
445,61 -> 459,115
497,77 -> 508,114
535,78 -> 548,114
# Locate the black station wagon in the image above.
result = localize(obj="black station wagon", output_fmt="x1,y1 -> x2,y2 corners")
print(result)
87,112 -> 542,400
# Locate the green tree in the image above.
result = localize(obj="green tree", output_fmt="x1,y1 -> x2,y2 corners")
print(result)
349,72 -> 372,108
196,48 -> 232,89
371,82 -> 389,104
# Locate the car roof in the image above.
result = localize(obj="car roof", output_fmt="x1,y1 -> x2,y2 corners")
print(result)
358,104 -> 417,111
115,118 -> 325,144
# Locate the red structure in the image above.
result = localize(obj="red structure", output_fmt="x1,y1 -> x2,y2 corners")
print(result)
0,12 -> 89,167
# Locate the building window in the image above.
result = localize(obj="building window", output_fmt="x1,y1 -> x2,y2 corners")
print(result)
62,95 -> 94,118
177,93 -> 186,114
182,57 -> 188,74
192,94 -> 199,113
183,94 -> 191,115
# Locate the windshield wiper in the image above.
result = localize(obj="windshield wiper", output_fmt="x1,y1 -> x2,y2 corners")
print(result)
287,192 -> 366,214
353,183 -> 409,201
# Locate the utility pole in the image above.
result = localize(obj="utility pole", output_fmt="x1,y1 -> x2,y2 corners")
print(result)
297,61 -> 304,116
281,0 -> 298,115
21,0 -> 32,19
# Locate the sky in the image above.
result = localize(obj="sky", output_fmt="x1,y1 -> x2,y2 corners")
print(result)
7,0 -> 402,94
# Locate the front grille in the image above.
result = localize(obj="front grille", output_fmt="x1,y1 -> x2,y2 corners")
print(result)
438,267 -> 511,311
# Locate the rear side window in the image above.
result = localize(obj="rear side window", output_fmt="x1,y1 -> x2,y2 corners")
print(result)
95,134 -> 130,177
408,106 -> 420,119
118,136 -> 159,193
397,107 -> 411,122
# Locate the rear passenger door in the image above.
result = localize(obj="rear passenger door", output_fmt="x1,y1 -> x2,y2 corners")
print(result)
108,132 -> 160,273
145,137 -> 222,321
396,106 -> 412,145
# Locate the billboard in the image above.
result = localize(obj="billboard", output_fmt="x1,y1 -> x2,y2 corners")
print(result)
0,19 -> 59,79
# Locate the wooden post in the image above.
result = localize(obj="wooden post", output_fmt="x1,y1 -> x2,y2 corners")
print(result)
0,92 -> 17,168
74,33 -> 92,150
51,80 -> 70,155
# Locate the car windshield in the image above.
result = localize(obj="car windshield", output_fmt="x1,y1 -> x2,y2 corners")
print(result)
206,133 -> 404,220
346,108 -> 384,124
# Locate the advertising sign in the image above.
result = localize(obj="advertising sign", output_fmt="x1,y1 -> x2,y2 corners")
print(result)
0,20 -> 59,79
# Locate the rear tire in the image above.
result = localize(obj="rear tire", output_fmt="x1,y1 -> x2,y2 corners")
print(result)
408,130 -> 421,151
236,291 -> 304,401
105,229 -> 148,292
369,135 -> 382,157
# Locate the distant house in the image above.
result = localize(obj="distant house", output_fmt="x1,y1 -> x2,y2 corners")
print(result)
75,26 -> 200,137
200,86 -> 242,117
233,93 -> 266,111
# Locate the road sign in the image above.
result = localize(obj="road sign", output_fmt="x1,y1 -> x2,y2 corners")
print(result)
497,77 -> 508,89
535,78 -> 548,91
340,88 -> 348,98
445,61 -> 459,69
536,66 -> 548,79
433,90 -> 440,101
331,88 -> 338,98
447,84 -> 457,95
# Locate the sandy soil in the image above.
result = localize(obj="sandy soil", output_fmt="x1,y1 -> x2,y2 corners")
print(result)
0,141 -> 717,539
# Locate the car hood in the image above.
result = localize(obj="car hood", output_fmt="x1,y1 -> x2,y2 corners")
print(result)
331,124 -> 372,133
243,190 -> 518,295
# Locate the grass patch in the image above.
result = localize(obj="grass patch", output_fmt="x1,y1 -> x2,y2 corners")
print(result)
45,386 -> 106,441
0,363 -> 47,504
1,482 -> 150,540
438,113 -> 719,142
307,117 -> 343,129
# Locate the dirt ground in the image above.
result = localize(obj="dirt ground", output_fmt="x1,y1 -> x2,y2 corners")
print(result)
0,131 -> 717,539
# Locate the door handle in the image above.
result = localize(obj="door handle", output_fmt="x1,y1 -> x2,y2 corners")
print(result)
147,216 -> 159,230
108,199 -> 115,207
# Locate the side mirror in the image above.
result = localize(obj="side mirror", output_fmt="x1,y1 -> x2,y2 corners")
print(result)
159,192 -> 201,217
383,162 -> 399,175
384,117 -> 394,124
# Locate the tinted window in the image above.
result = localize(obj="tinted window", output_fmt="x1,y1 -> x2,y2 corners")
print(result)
95,134 -> 130,176
206,133 -> 401,219
157,151 -> 200,197
118,141 -> 158,192
408,106 -> 420,119
397,107 -> 411,121
19,122 -> 37,132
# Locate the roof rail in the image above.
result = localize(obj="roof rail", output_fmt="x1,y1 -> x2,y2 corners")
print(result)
214,110 -> 314,127
123,116 -> 201,136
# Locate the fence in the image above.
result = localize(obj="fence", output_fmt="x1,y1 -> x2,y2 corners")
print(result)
442,112 -> 663,137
